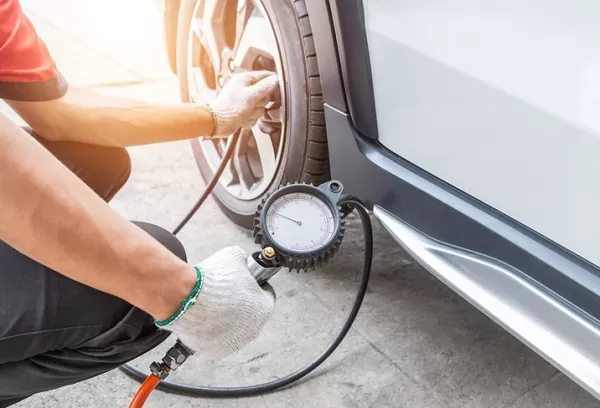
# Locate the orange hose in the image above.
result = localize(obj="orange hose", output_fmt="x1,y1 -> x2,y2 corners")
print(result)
128,374 -> 161,408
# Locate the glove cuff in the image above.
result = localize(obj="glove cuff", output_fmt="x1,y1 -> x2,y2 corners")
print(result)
154,265 -> 204,328
206,103 -> 219,137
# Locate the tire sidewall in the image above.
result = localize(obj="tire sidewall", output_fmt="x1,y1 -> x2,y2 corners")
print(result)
177,0 -> 311,228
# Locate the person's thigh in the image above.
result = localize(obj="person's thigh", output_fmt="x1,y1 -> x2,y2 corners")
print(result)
24,126 -> 132,202
0,219 -> 185,406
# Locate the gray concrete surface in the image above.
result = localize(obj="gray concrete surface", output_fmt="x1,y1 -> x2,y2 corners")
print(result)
3,1 -> 600,407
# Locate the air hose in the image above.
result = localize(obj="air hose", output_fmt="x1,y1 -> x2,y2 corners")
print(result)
121,127 -> 373,400
127,374 -> 160,408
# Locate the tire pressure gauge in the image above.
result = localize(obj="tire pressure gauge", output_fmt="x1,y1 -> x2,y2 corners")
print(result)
253,180 -> 346,271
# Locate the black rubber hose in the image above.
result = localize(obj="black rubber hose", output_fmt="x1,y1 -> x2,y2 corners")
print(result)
120,198 -> 373,397
171,132 -> 240,236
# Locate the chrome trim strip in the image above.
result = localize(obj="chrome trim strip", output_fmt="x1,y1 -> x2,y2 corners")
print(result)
374,205 -> 600,400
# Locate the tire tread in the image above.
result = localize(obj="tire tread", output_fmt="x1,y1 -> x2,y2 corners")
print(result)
292,0 -> 330,184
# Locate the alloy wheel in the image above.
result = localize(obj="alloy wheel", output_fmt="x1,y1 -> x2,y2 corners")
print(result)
186,0 -> 286,200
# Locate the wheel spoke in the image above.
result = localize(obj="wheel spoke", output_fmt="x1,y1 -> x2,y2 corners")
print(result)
233,12 -> 277,70
220,137 -> 239,187
232,129 -> 256,193
200,138 -> 236,186
191,18 -> 219,71
220,158 -> 237,187
193,0 -> 228,72
189,67 -> 217,102
233,0 -> 255,55
251,123 -> 276,180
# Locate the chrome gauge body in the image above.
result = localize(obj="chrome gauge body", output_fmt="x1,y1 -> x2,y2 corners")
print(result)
253,181 -> 346,271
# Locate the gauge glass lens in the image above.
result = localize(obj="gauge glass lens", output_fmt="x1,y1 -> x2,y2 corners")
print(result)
265,192 -> 336,253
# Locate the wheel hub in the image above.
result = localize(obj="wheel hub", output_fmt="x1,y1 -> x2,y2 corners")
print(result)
187,0 -> 285,200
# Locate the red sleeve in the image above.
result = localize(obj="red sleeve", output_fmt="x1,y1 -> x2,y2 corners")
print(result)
0,0 -> 67,101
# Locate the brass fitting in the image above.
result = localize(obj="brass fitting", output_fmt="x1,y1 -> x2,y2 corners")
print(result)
262,246 -> 276,260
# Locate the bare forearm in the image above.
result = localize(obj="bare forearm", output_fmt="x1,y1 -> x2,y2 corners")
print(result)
6,86 -> 216,146
0,114 -> 195,319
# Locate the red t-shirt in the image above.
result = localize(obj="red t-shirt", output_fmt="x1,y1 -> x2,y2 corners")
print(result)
0,0 -> 67,101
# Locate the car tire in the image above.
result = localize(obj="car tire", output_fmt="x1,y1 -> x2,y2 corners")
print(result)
176,0 -> 330,228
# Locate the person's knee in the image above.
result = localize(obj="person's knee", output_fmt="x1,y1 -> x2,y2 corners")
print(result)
133,221 -> 187,262
87,146 -> 132,202
25,125 -> 133,202
106,147 -> 132,196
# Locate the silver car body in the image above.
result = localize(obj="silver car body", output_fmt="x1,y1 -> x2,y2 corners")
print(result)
364,0 -> 600,266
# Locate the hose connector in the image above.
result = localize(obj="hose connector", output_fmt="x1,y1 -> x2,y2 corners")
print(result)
149,340 -> 195,381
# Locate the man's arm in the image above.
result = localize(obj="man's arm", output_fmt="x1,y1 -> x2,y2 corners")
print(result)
5,70 -> 279,147
5,86 -> 217,146
0,113 -> 196,320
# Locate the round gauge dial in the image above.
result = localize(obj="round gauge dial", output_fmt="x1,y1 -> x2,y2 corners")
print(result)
264,192 -> 336,253
253,181 -> 346,271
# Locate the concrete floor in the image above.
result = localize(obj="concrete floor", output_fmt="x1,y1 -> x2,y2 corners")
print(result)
4,1 -> 600,407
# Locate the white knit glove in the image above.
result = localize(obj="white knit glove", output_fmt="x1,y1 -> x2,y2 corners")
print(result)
168,246 -> 276,361
208,70 -> 279,137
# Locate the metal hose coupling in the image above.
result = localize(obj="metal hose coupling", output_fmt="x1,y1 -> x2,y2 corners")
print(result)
150,340 -> 195,380
129,341 -> 195,408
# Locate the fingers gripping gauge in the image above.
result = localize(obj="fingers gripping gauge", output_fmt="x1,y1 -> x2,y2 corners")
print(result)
253,181 -> 346,271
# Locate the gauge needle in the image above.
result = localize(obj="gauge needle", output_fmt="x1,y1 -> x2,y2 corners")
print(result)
274,212 -> 302,226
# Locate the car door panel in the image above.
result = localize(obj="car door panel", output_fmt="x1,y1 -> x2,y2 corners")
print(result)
362,0 -> 600,266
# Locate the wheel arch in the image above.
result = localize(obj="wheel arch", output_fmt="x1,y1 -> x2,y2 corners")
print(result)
304,0 -> 378,139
